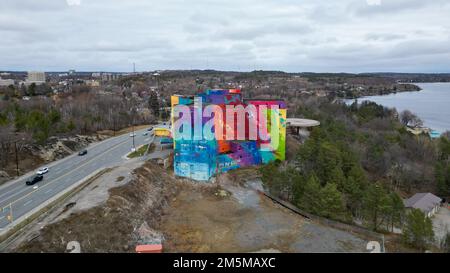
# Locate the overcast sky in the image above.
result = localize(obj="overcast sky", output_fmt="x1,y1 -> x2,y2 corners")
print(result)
1,0 -> 450,73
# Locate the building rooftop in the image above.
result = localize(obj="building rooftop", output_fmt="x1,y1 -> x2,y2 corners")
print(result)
286,118 -> 320,128
404,193 -> 442,213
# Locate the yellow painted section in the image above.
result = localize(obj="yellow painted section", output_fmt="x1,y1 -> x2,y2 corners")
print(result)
154,128 -> 172,137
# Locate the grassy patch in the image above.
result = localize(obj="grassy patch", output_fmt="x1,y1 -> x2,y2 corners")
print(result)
116,176 -> 125,182
127,144 -> 155,158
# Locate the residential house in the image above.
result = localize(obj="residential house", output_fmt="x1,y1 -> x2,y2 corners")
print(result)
404,193 -> 442,218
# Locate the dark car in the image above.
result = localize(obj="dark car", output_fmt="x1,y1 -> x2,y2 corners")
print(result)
78,149 -> 88,156
26,175 -> 43,186
147,127 -> 153,131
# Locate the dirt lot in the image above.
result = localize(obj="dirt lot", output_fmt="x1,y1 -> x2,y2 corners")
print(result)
12,163 -> 370,253
161,172 -> 369,253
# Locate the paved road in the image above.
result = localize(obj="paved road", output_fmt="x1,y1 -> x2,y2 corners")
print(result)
0,127 -> 157,230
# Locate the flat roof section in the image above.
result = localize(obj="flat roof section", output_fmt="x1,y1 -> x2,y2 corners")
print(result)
286,118 -> 320,128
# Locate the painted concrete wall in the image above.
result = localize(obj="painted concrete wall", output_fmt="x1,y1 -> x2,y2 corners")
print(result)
171,89 -> 286,181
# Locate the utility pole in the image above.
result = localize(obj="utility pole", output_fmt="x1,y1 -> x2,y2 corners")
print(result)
14,141 -> 19,176
132,124 -> 136,150
113,118 -> 116,137
7,203 -> 13,223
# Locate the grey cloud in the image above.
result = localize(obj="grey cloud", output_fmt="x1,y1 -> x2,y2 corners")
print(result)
349,0 -> 449,16
365,33 -> 406,42
0,0 -> 450,72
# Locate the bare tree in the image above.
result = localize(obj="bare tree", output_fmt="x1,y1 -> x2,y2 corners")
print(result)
400,110 -> 423,127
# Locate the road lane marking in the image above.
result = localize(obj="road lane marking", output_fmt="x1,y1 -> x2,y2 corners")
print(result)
23,200 -> 33,207
45,188 -> 53,194
0,186 -> 29,200
0,128 -> 148,193
1,135 -> 131,211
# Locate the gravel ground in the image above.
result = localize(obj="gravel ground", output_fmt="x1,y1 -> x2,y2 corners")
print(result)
162,174 -> 369,253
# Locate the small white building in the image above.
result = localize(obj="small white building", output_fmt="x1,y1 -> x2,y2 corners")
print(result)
0,77 -> 14,86
405,193 -> 442,218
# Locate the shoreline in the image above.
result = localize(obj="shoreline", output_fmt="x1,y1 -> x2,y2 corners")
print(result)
343,82 -> 449,135
343,84 -> 422,100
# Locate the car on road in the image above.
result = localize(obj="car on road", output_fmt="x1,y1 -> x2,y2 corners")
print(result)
147,127 -> 153,131
129,133 -> 136,137
36,167 -> 49,175
143,132 -> 149,136
78,149 -> 88,156
26,175 -> 43,186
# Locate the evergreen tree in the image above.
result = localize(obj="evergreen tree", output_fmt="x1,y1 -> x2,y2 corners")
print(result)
362,182 -> 391,231
403,209 -> 434,250
148,91 -> 160,118
316,142 -> 342,184
343,165 -> 367,216
329,167 -> 346,190
300,173 -> 322,214
387,192 -> 405,232
436,161 -> 450,196
318,182 -> 346,220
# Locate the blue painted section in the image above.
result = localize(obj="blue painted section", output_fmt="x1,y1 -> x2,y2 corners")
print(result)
430,130 -> 441,139
172,89 -> 286,182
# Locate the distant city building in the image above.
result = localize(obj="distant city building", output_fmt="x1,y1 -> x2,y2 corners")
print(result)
68,69 -> 76,75
86,79 -> 100,87
101,73 -> 119,81
26,71 -> 46,85
0,77 -> 15,86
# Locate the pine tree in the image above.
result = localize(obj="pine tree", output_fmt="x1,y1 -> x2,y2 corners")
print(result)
343,165 -> 367,216
148,91 -> 160,118
319,183 -> 346,220
362,182 -> 391,231
387,192 -> 405,232
403,209 -> 434,250
316,142 -> 342,184
329,167 -> 346,190
300,173 -> 322,214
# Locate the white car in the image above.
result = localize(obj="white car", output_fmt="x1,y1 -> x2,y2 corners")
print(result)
37,167 -> 49,175
129,133 -> 136,137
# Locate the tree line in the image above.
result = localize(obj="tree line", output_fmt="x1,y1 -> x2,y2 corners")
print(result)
261,97 -> 450,250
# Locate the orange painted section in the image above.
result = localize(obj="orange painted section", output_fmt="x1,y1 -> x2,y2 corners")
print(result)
217,140 -> 231,153
135,244 -> 163,253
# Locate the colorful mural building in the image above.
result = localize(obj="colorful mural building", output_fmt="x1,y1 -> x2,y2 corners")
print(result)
171,89 -> 287,181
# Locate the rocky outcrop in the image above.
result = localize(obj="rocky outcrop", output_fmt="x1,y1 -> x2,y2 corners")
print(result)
29,135 -> 109,162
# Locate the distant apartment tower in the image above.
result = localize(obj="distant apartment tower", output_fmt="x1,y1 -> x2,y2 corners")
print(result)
101,73 -> 118,81
26,71 -> 46,85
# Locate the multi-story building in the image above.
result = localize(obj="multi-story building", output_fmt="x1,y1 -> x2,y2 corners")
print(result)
171,89 -> 287,181
26,71 -> 46,85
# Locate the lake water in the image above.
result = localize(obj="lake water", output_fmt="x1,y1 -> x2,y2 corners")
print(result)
348,83 -> 450,133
